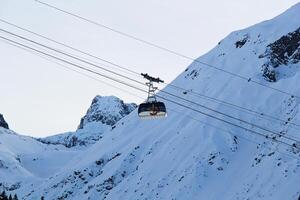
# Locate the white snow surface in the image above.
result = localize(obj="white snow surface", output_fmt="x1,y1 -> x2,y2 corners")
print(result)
0,128 -> 79,191
1,4 -> 300,200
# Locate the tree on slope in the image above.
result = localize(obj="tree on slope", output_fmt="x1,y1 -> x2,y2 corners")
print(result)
0,192 -> 18,200
0,191 -> 8,200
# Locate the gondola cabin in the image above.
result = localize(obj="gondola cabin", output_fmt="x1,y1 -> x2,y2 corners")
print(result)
138,73 -> 167,119
138,101 -> 167,119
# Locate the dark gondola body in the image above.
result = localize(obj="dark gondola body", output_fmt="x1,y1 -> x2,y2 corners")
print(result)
138,101 -> 167,119
138,73 -> 167,119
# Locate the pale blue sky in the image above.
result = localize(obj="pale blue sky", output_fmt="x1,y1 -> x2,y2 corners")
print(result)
0,0 -> 299,136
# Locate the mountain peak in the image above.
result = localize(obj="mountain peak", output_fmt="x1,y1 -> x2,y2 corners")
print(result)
78,95 -> 137,130
39,95 -> 137,148
0,114 -> 9,129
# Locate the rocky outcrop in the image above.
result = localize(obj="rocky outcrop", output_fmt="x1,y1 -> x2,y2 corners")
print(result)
0,114 -> 9,129
235,34 -> 250,48
260,27 -> 300,82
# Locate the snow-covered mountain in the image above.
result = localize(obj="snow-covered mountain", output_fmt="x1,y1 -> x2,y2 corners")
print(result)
38,96 -> 137,148
78,95 -> 137,130
2,3 -> 300,200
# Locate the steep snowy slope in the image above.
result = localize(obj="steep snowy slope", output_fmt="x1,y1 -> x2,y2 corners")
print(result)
39,96 -> 136,148
6,3 -> 300,200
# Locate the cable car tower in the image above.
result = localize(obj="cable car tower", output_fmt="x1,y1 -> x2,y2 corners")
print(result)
138,73 -> 167,119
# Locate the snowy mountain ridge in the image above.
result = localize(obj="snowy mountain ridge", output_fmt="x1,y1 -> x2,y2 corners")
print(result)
1,3 -> 300,200
39,95 -> 137,148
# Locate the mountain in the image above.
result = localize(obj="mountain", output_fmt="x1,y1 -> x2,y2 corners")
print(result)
38,96 -> 137,148
77,95 -> 137,130
2,3 -> 300,200
0,114 -> 9,129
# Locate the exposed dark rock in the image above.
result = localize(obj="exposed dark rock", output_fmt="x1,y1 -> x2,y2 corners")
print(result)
260,27 -> 300,82
235,35 -> 249,48
0,160 -> 8,169
262,65 -> 277,82
0,114 -> 9,129
267,28 -> 300,67
185,69 -> 199,80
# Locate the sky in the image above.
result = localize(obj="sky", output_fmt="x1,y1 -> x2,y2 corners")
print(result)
0,0 -> 299,137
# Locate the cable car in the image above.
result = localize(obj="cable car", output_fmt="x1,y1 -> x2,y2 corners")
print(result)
138,73 -> 167,119
138,99 -> 167,119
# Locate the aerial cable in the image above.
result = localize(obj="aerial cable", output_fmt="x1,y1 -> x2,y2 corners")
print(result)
34,0 -> 300,99
1,19 -> 300,129
2,28 -> 300,144
1,37 -> 299,159
0,28 -> 145,86
156,94 -> 300,150
0,28 -> 146,88
162,99 -> 300,160
0,35 -> 147,95
1,35 -> 300,152
3,37 -> 293,147
1,30 -> 300,144
2,36 -> 273,142
0,39 -> 142,98
7,33 -> 298,158
158,90 -> 300,143
164,82 -> 300,129
0,18 -> 140,77
159,92 -> 300,144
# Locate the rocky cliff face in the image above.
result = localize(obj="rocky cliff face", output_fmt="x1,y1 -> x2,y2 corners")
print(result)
0,114 -> 9,129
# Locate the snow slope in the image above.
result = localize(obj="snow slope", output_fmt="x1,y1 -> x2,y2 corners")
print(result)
0,127 -> 79,192
39,96 -> 136,148
3,3 -> 300,200
0,96 -> 136,196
